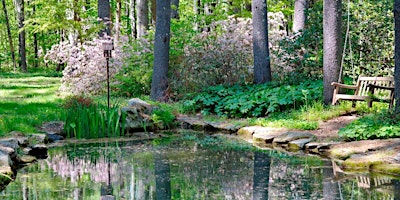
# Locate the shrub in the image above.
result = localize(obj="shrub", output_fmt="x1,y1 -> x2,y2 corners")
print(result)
338,110 -> 400,141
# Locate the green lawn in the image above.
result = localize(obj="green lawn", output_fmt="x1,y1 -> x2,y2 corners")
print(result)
0,75 -> 64,136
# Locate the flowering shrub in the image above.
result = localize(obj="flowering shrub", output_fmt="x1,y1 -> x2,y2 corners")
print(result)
170,13 -> 287,95
45,37 -> 123,95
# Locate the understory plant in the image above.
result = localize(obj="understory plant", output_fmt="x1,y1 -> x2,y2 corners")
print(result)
339,110 -> 400,140
183,80 -> 323,118
62,95 -> 126,139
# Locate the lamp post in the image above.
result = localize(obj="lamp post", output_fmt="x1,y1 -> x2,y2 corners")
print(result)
102,40 -> 113,110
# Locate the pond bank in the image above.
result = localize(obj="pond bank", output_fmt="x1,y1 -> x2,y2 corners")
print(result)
177,115 -> 400,177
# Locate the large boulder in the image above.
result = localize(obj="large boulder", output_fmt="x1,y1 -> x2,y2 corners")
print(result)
122,98 -> 155,132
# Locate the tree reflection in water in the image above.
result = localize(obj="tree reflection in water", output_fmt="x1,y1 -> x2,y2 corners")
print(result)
0,137 -> 399,199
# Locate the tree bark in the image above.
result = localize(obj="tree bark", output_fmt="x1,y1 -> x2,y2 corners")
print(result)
15,0 -> 27,72
293,0 -> 308,33
150,0 -> 156,25
2,0 -> 17,71
252,0 -> 271,84
136,0 -> 149,37
395,0 -> 400,113
150,0 -> 171,101
323,0 -> 342,105
33,3 -> 38,68
171,0 -> 179,19
115,0 -> 122,40
98,0 -> 111,37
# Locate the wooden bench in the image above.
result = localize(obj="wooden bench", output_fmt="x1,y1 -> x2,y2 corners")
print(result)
331,76 -> 394,108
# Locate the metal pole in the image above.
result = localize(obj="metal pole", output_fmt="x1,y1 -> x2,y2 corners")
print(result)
106,56 -> 110,110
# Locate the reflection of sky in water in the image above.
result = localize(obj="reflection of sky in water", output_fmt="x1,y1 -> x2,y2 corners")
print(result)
0,137 -> 399,199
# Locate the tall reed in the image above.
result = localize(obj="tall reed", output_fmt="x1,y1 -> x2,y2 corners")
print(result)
62,96 -> 126,139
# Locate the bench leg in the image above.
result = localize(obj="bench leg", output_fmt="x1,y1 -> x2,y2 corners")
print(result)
352,100 -> 356,108
367,100 -> 373,108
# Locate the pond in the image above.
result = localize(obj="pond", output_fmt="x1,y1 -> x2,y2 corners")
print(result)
0,133 -> 399,199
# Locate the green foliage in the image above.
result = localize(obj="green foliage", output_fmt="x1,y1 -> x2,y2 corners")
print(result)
183,80 -> 323,118
151,108 -> 176,130
339,110 -> 400,141
62,95 -> 126,139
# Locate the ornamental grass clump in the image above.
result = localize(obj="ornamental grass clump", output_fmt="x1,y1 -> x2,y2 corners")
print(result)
62,95 -> 126,139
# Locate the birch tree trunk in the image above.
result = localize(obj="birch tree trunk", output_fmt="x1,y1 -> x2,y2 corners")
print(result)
293,0 -> 308,33
14,0 -> 27,72
136,0 -> 149,37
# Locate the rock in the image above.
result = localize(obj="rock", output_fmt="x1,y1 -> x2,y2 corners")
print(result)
19,155 -> 36,164
29,144 -> 48,159
29,134 -> 49,144
205,122 -> 244,133
46,133 -> 64,142
238,126 -> 288,141
0,165 -> 14,187
288,138 -> 314,150
122,99 -> 155,132
0,151 -> 12,168
38,121 -> 65,136
0,146 -> 17,164
305,142 -> 343,154
273,132 -> 315,145
328,139 -> 400,160
0,139 -> 20,151
176,116 -> 206,131
15,137 -> 29,147
128,98 -> 152,109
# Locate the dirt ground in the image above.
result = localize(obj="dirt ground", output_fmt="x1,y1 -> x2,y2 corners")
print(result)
308,114 -> 358,141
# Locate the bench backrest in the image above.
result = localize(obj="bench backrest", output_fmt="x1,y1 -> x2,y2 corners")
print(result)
355,76 -> 394,99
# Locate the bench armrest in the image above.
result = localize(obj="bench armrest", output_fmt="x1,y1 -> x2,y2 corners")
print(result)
331,82 -> 358,90
367,84 -> 394,91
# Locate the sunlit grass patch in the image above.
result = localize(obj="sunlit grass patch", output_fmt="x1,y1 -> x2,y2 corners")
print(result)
0,75 -> 63,136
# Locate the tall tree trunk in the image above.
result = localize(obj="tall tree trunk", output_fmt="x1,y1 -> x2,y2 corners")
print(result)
395,0 -> 400,113
2,0 -> 17,71
252,0 -> 271,84
171,0 -> 179,19
129,0 -> 137,38
252,151 -> 270,200
115,0 -> 122,40
323,0 -> 342,105
150,0 -> 171,101
15,0 -> 27,72
293,0 -> 308,33
136,0 -> 149,37
33,4 -> 38,68
98,0 -> 112,37
193,0 -> 199,31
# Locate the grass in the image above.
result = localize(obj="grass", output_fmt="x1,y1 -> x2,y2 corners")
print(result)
0,75 -> 64,136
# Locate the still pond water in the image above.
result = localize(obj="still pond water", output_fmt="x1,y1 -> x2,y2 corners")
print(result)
0,134 -> 399,200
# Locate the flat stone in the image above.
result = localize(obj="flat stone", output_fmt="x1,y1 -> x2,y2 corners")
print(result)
288,138 -> 314,150
395,153 -> 400,162
253,131 -> 282,144
273,132 -> 315,144
0,139 -> 19,151
0,146 -> 17,163
176,116 -> 206,131
205,122 -> 244,133
19,155 -> 36,164
29,134 -> 49,144
0,152 -> 12,168
238,126 -> 288,140
15,137 -> 29,147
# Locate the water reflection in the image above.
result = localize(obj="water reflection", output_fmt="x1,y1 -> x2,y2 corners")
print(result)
0,136 -> 399,199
